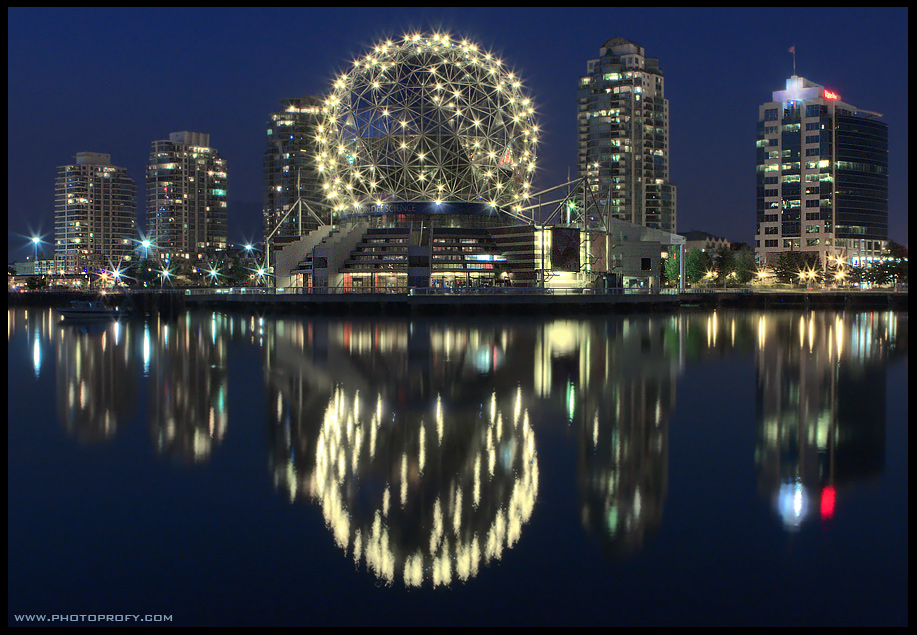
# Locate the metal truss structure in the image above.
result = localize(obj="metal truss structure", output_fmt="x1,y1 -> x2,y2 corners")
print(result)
521,176 -> 610,232
316,33 -> 539,217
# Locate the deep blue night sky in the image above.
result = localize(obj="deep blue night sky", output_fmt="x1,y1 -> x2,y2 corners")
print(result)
7,7 -> 909,262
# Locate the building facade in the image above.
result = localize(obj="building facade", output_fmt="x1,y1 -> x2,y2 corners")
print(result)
262,96 -> 327,244
54,152 -> 136,274
147,132 -> 228,260
269,33 -> 685,292
577,37 -> 676,233
755,76 -> 888,268
274,32 -> 541,290
681,230 -> 731,254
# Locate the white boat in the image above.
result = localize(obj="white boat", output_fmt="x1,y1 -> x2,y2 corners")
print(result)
57,300 -> 126,320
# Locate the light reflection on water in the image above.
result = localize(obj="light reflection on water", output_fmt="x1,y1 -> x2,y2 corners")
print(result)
7,307 -> 907,610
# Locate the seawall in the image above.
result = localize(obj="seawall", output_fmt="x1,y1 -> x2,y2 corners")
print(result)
8,288 -> 908,317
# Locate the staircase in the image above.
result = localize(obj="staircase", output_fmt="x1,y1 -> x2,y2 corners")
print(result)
308,221 -> 370,288
273,225 -> 334,288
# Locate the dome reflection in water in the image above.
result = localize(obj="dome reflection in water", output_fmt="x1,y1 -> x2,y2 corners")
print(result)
266,320 -> 538,587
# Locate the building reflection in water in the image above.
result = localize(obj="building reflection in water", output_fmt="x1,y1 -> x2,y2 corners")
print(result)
536,318 -> 679,557
265,319 -> 539,586
754,311 -> 898,531
8,305 -> 902,570
149,312 -> 228,462
54,319 -> 137,442
9,307 -> 58,380
265,315 -> 685,573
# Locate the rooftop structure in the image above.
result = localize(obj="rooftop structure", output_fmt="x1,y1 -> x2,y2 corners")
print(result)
681,230 -> 731,254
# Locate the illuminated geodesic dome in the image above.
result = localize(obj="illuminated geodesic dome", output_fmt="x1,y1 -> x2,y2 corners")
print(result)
316,33 -> 539,218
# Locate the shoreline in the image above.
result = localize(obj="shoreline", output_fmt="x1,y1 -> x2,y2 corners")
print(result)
8,288 -> 908,316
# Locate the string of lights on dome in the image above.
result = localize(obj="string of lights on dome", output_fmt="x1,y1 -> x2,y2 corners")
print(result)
316,32 -> 539,217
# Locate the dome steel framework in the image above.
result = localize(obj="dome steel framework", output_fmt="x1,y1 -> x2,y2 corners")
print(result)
316,33 -> 539,218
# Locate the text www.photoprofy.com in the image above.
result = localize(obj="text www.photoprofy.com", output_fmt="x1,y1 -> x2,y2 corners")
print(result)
13,614 -> 172,623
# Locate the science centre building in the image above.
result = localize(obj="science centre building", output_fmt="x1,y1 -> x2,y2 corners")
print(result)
273,33 -> 680,291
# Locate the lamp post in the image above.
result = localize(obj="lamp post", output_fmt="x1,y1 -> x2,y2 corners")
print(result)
800,269 -> 816,289
705,270 -> 716,288
255,266 -> 269,287
207,266 -> 221,287
243,242 -> 262,265
31,236 -> 41,263
834,256 -> 846,289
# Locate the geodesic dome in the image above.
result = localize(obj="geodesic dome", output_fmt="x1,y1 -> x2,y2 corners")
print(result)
316,33 -> 538,217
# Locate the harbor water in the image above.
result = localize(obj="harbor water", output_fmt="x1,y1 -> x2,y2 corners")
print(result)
7,306 -> 908,626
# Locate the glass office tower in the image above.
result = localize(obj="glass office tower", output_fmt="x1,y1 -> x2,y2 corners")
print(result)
755,76 -> 888,268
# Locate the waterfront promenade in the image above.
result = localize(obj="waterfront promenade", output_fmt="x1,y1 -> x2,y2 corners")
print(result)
8,286 -> 908,316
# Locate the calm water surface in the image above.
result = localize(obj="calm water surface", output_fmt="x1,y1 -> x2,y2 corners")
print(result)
7,306 -> 908,626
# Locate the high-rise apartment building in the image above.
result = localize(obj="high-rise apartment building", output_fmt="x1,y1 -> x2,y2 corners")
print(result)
755,76 -> 888,267
262,96 -> 326,244
577,37 -> 676,232
147,131 -> 228,259
54,152 -> 136,274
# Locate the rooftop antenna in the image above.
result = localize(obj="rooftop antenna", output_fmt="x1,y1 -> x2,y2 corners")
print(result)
789,45 -> 796,75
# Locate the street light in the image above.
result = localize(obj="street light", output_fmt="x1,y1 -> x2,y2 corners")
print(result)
834,257 -> 846,289
242,242 -> 262,263
31,236 -> 41,263
799,268 -> 817,289
206,266 -> 221,287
